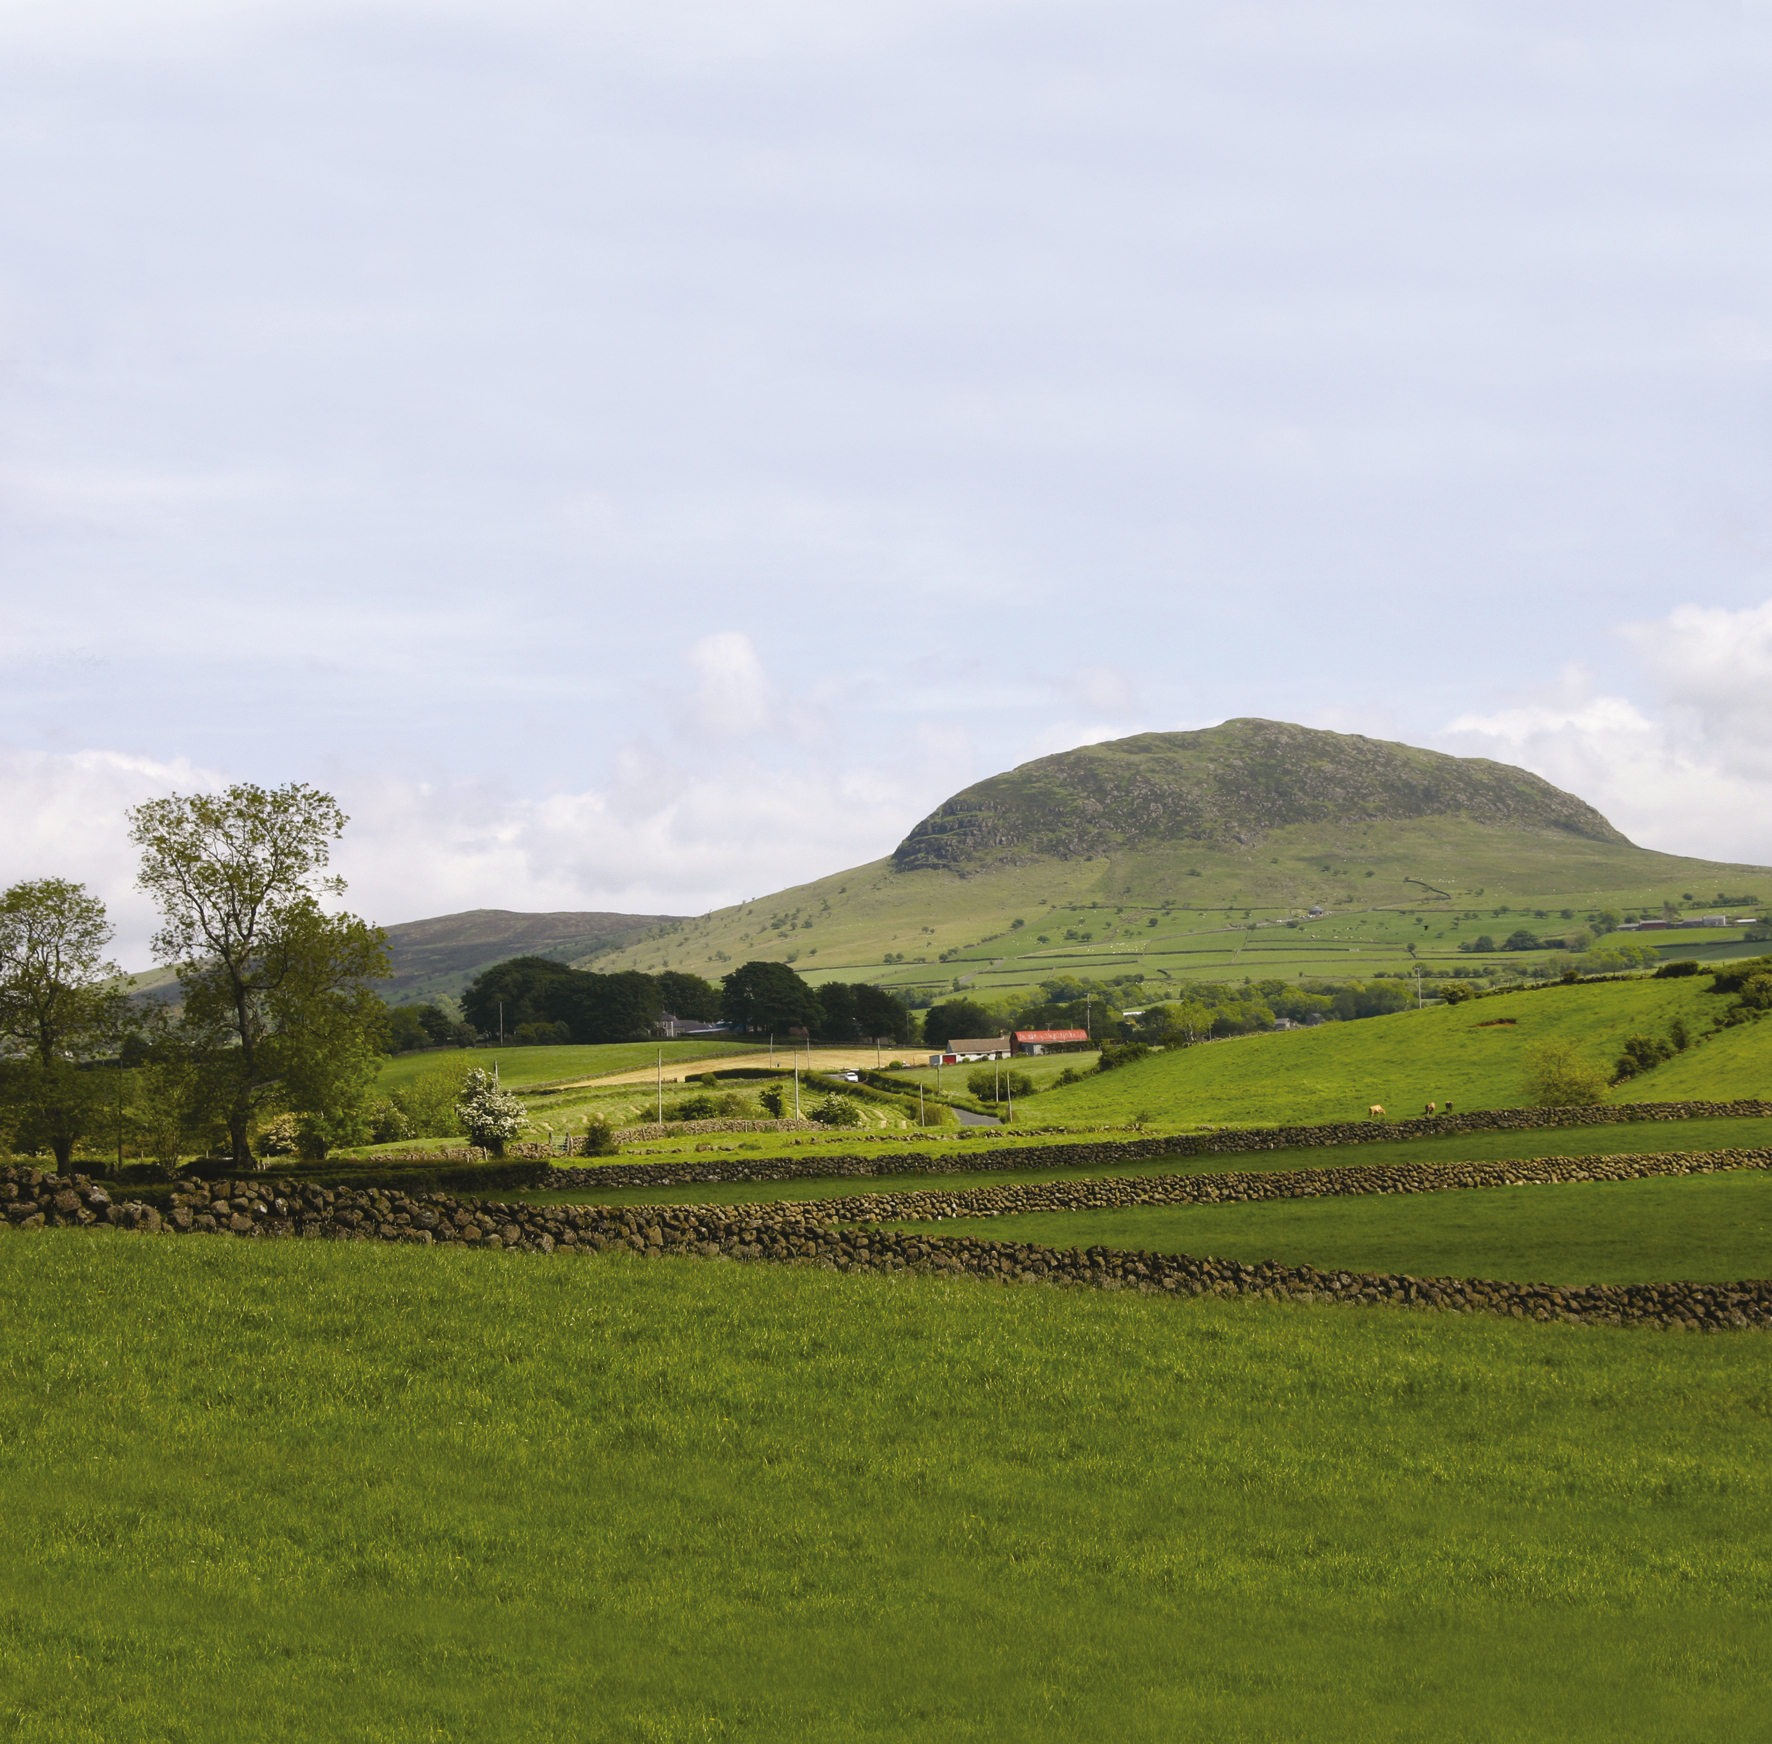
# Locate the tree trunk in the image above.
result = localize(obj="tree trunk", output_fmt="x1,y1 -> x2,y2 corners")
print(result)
229,1106 -> 254,1169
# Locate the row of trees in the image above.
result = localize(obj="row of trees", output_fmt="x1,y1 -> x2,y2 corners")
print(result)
0,784 -> 392,1170
451,955 -> 918,1048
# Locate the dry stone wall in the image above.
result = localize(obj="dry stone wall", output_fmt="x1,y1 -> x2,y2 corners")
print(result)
743,1144 -> 1772,1225
3,1155 -> 1769,1333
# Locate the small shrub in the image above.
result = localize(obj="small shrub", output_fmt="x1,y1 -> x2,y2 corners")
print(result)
1734,973 -> 1772,1012
581,1116 -> 619,1157
668,1094 -> 720,1122
758,1084 -> 787,1118
369,1098 -> 411,1144
1613,1034 -> 1675,1081
966,1068 -> 1033,1103
1520,1040 -> 1610,1108
394,1058 -> 475,1138
454,1069 -> 525,1156
1654,960 -> 1701,979
1095,1039 -> 1151,1073
809,1094 -> 862,1127
257,1113 -> 300,1157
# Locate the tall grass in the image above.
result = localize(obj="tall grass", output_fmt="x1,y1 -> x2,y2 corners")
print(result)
2,1232 -> 1769,1740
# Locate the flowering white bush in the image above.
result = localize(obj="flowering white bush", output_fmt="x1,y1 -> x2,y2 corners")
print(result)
453,1068 -> 526,1155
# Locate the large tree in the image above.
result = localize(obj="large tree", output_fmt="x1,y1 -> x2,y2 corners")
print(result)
921,999 -> 997,1050
129,783 -> 391,1168
460,958 -> 664,1043
720,960 -> 823,1035
0,879 -> 131,1170
656,970 -> 721,1023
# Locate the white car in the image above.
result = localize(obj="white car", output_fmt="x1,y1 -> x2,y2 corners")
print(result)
842,1071 -> 860,1082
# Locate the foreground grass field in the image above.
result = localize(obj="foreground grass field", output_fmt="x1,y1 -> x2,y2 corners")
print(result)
3,1234 -> 1769,1740
891,1169 -> 1772,1287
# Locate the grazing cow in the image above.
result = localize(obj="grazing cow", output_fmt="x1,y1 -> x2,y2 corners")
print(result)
1368,1104 -> 1386,1119
1425,1101 -> 1437,1117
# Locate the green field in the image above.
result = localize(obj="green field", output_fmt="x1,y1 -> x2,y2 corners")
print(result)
1033,977 -> 1768,1126
4,1231 -> 1770,1740
891,1168 -> 1772,1287
509,1115 -> 1772,1212
374,1038 -> 764,1095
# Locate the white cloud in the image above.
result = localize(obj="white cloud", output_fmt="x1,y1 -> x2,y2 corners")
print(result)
0,637 -> 952,966
0,747 -> 228,963
1439,602 -> 1772,867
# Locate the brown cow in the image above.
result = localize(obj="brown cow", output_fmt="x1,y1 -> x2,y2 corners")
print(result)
1425,1101 -> 1437,1117
1368,1104 -> 1386,1119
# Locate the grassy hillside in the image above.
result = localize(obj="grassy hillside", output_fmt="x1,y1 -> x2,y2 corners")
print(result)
892,1169 -> 1772,1287
582,723 -> 1769,1002
1029,976 -> 1761,1127
378,906 -> 681,1002
4,1233 -> 1769,1740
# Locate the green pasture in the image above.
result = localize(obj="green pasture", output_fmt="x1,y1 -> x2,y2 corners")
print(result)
1036,975 -> 1752,1126
888,1051 -> 1100,1093
507,1114 -> 1772,1212
373,1038 -> 763,1095
890,1168 -> 1772,1288
1627,1018 -> 1772,1100
3,1233 -> 1770,1741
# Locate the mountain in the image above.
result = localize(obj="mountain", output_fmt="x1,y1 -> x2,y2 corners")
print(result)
893,718 -> 1626,870
580,720 -> 1771,1000
378,908 -> 683,1002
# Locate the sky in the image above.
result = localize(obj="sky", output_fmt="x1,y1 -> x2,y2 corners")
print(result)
2,0 -> 1770,963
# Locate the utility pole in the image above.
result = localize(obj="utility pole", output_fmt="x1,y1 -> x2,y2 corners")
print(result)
918,1084 -> 925,1127
1006,1062 -> 1014,1126
794,1064 -> 800,1119
498,1001 -> 504,1046
656,1049 -> 663,1123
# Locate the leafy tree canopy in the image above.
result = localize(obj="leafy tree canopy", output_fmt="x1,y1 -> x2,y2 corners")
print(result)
720,961 -> 823,1034
128,782 -> 390,1169
921,1000 -> 997,1049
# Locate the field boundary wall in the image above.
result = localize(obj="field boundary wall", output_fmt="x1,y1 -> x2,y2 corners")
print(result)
534,1100 -> 1772,1190
4,1157 -> 1767,1333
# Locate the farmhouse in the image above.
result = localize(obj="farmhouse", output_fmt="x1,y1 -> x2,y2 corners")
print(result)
944,1035 -> 1012,1061
1013,1028 -> 1092,1055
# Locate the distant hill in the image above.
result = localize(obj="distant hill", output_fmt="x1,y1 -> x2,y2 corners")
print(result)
120,907 -> 684,1008
583,719 -> 1771,999
377,908 -> 684,1002
893,717 -> 1627,870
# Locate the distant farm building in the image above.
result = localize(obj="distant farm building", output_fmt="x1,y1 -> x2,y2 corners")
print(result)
1012,1028 -> 1092,1055
944,1036 -> 1011,1061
